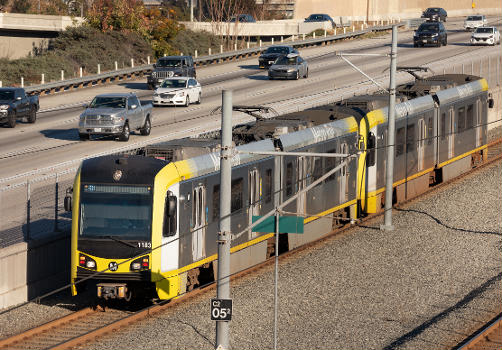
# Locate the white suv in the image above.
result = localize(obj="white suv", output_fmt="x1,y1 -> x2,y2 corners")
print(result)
464,15 -> 487,31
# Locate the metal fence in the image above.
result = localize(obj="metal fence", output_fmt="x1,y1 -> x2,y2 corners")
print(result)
0,172 -> 75,248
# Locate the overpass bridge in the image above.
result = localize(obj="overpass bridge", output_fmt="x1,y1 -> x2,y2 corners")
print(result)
0,13 -> 83,59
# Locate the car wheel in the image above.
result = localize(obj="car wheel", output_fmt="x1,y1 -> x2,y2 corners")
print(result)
295,71 -> 299,80
304,68 -> 308,78
413,42 -> 418,48
78,133 -> 90,140
119,122 -> 130,142
196,92 -> 201,104
140,117 -> 151,136
6,111 -> 16,128
27,107 -> 36,123
184,96 -> 190,107
269,75 -> 274,80
437,40 -> 441,47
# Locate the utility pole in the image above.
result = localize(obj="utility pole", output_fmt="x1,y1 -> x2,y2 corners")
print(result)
381,25 -> 397,231
215,90 -> 232,349
190,0 -> 194,22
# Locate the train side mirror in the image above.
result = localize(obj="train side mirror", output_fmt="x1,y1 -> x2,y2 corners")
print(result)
488,98 -> 494,108
163,194 -> 177,237
64,187 -> 73,212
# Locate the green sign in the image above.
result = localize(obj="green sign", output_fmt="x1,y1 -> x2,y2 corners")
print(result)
252,216 -> 304,234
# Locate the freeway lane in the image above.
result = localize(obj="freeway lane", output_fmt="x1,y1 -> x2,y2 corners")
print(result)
0,17 -> 500,185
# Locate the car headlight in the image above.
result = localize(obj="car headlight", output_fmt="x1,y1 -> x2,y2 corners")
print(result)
112,115 -> 124,122
432,33 -> 438,37
176,91 -> 185,96
0,104 -> 9,110
153,93 -> 159,97
287,68 -> 296,73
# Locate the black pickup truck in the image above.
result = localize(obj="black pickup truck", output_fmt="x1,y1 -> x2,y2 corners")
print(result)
0,87 -> 40,128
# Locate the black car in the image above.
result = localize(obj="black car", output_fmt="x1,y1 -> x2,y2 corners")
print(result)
421,7 -> 447,22
258,45 -> 298,69
413,21 -> 447,47
229,14 -> 256,23
304,13 -> 335,28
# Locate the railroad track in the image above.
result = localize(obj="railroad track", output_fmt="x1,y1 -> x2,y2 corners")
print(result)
455,313 -> 502,350
0,136 -> 501,350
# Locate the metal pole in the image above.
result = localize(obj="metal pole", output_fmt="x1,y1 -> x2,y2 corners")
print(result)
54,173 -> 59,232
27,180 -> 31,240
381,25 -> 397,231
190,0 -> 194,22
273,153 -> 281,350
216,90 -> 232,350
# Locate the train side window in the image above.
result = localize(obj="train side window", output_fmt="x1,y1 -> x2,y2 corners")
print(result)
441,113 -> 446,140
427,117 -> 433,145
466,104 -> 474,129
325,149 -> 336,182
458,106 -> 466,132
312,156 -> 323,184
396,127 -> 405,156
264,169 -> 272,204
231,178 -> 243,213
163,193 -> 177,237
285,162 -> 293,196
406,124 -> 415,153
212,185 -> 220,221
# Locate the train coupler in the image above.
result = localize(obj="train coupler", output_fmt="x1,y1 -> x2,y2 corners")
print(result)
96,283 -> 131,301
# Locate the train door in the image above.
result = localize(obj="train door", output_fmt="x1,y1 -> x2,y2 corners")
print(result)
448,107 -> 455,159
476,99 -> 482,148
248,168 -> 260,238
192,184 -> 206,261
297,156 -> 307,215
418,119 -> 426,171
339,143 -> 348,204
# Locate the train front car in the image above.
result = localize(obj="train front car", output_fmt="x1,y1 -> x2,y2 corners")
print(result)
70,155 -> 180,301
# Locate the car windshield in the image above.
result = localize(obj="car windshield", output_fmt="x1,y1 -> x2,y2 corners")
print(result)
275,56 -> 297,65
79,184 -> 152,240
157,59 -> 182,67
475,27 -> 494,33
467,16 -> 482,20
89,97 -> 126,109
161,79 -> 188,88
419,23 -> 439,31
427,8 -> 440,13
0,91 -> 14,99
266,47 -> 290,54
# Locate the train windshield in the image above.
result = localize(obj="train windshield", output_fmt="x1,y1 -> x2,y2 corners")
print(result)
79,184 -> 152,241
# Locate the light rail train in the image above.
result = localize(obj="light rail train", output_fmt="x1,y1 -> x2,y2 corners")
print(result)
66,73 -> 493,301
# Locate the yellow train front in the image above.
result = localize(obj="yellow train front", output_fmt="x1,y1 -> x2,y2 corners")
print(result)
70,155 -> 181,301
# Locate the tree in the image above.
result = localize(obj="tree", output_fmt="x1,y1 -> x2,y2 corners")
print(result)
11,0 -> 31,13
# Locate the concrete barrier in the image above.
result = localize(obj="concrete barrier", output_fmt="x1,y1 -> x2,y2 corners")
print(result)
0,233 -> 70,309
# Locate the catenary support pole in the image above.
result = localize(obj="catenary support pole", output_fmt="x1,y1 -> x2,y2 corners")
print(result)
216,90 -> 232,349
381,25 -> 397,231
273,153 -> 281,350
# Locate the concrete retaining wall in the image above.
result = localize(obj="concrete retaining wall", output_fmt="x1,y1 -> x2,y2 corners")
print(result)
0,233 -> 70,309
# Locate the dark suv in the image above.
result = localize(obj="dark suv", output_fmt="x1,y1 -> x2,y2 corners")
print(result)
229,14 -> 255,22
421,7 -> 447,22
413,21 -> 447,47
147,56 -> 196,90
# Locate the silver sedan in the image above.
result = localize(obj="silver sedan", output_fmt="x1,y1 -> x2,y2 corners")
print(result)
268,54 -> 308,80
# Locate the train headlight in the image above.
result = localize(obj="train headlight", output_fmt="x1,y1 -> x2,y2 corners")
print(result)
130,256 -> 149,271
79,254 -> 97,270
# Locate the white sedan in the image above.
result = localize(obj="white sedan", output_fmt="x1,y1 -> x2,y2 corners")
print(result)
470,27 -> 501,46
152,77 -> 202,107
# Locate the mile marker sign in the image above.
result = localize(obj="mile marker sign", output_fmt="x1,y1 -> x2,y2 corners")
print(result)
211,298 -> 232,321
